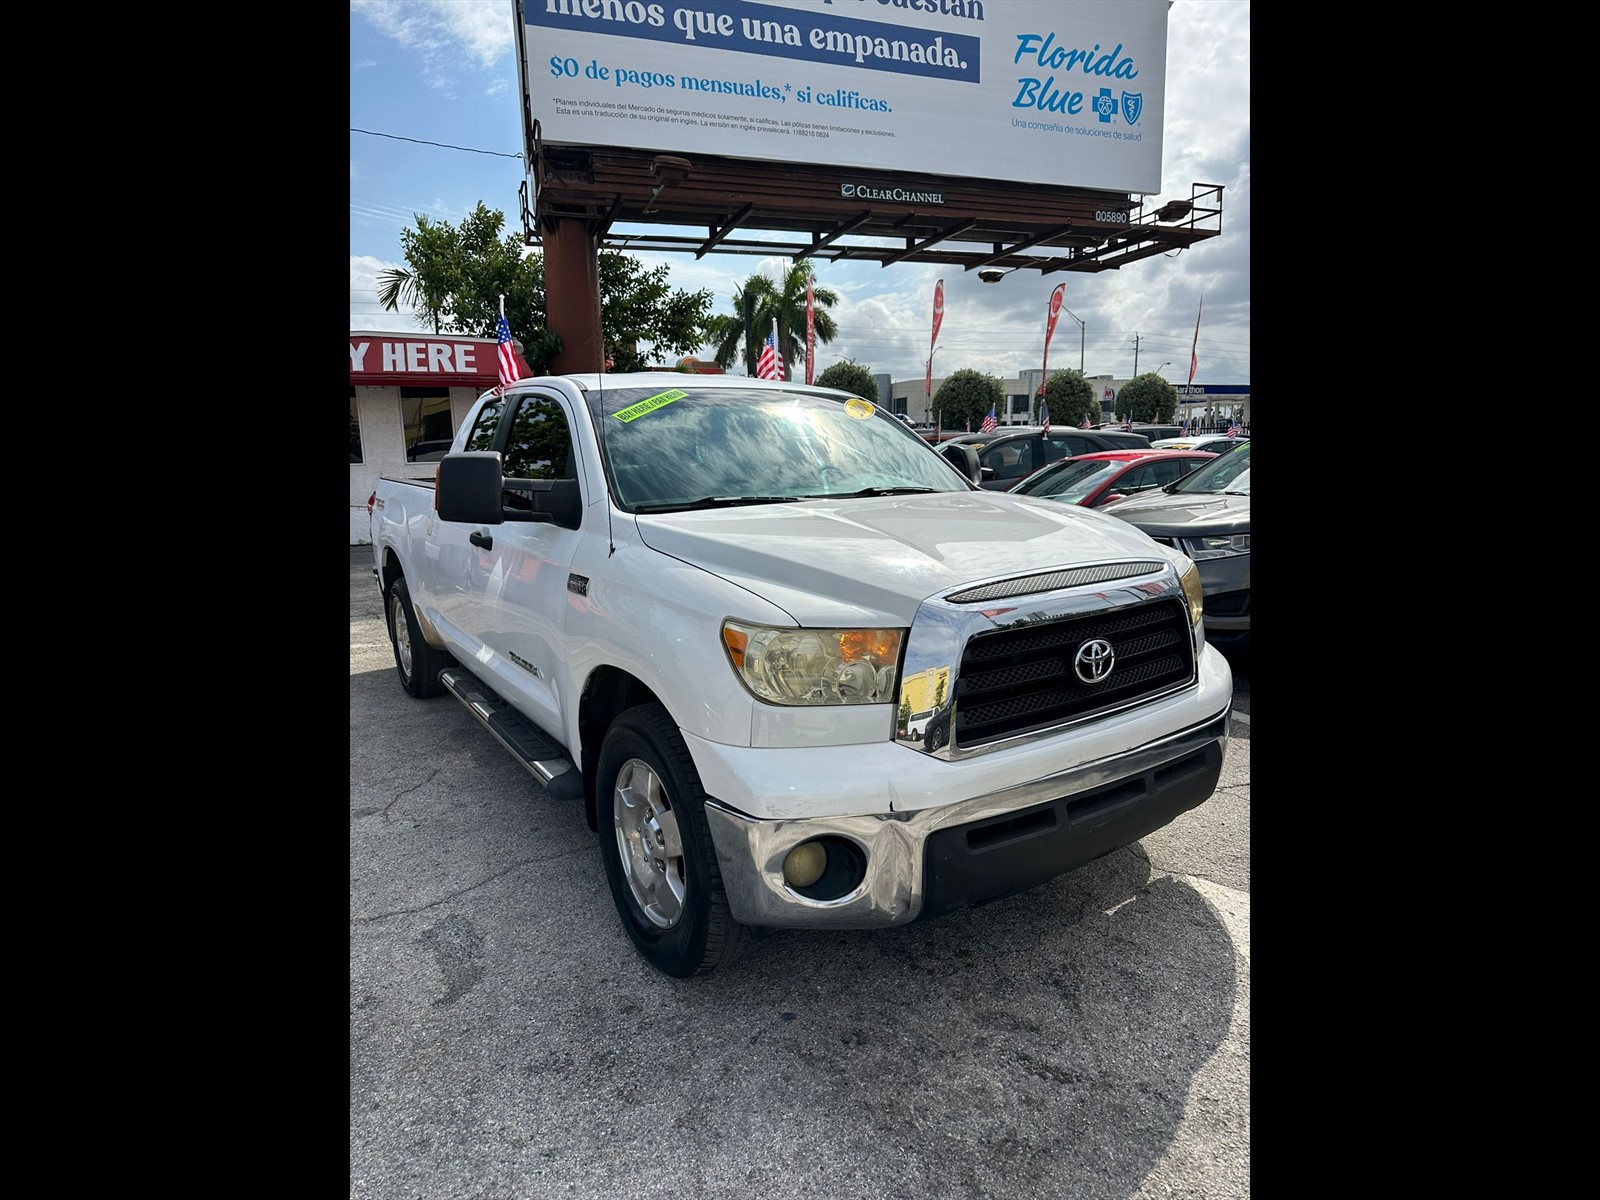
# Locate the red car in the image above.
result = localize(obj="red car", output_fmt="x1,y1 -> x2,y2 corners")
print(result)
1006,449 -> 1217,508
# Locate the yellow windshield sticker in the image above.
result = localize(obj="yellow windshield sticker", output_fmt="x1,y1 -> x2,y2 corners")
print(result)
613,389 -> 687,423
844,397 -> 875,419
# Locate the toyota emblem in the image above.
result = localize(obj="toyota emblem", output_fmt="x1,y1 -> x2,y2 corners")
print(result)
1073,638 -> 1115,684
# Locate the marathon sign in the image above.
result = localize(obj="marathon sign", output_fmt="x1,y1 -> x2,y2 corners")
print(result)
1174,384 -> 1251,397
349,334 -> 507,387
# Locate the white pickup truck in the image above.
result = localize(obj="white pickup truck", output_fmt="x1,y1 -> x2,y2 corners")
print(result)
369,373 -> 1232,976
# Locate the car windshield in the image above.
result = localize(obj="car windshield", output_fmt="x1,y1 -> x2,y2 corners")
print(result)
583,384 -> 972,512
1166,442 -> 1250,495
1014,458 -> 1126,504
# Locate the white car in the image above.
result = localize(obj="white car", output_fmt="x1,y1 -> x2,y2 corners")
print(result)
1150,433 -> 1249,451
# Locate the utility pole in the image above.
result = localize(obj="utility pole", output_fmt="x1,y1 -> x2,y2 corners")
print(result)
1131,333 -> 1140,376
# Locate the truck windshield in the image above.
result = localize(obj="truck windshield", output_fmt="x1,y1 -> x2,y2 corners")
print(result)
585,385 -> 973,513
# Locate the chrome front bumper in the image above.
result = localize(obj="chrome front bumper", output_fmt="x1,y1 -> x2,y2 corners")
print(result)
702,706 -> 1229,928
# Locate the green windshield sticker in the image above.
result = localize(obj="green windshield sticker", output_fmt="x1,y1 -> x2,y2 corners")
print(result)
613,389 -> 687,423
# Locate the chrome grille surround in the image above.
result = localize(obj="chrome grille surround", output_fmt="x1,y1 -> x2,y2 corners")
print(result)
893,558 -> 1198,760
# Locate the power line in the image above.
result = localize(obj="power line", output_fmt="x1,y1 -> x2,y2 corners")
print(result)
350,127 -> 521,160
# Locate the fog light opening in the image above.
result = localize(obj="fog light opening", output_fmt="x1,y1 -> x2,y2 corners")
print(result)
782,836 -> 867,902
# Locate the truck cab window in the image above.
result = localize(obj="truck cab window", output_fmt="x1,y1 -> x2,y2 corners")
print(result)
502,396 -> 574,511
464,398 -> 504,451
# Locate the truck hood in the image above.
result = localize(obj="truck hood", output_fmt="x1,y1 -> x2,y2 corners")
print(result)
1099,491 -> 1251,538
633,491 -> 1171,626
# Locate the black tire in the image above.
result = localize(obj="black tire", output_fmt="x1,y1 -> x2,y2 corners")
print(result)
386,575 -> 450,699
597,703 -> 749,977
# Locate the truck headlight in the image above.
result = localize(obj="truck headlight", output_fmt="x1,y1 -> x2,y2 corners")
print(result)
722,620 -> 903,706
1184,533 -> 1250,560
1176,557 -> 1205,628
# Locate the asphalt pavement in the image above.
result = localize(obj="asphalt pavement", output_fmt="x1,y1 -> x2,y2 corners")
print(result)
350,546 -> 1249,1199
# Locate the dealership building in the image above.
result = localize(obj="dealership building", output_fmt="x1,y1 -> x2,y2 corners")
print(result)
349,331 -> 530,544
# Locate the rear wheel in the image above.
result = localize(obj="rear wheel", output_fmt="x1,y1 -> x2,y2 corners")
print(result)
386,575 -> 450,699
597,703 -> 749,977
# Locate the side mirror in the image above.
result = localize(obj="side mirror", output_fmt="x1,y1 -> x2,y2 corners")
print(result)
437,452 -> 506,525
437,453 -> 583,530
940,443 -> 982,485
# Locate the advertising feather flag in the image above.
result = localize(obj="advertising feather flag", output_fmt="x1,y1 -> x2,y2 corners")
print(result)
926,279 -> 944,406
805,272 -> 816,385
1187,295 -> 1203,387
1041,283 -> 1065,404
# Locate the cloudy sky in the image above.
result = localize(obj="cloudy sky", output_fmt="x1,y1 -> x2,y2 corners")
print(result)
351,1 -> 1249,393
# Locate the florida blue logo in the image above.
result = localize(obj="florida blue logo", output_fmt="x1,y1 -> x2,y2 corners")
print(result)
1093,87 -> 1144,127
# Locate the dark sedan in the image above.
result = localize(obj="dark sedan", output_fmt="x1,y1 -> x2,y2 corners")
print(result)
1099,440 -> 1250,655
945,426 -> 1155,488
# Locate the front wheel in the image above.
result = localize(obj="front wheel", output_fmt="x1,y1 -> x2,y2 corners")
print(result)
596,703 -> 749,977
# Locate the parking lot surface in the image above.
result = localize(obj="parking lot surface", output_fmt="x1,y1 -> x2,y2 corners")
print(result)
350,547 -> 1249,1199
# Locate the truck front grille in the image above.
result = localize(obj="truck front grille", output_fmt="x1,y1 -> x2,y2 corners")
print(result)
953,599 -> 1195,749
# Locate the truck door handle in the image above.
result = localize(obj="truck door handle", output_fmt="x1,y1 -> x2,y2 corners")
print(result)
470,531 -> 493,551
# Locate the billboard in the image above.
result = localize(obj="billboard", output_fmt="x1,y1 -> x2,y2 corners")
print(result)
520,0 -> 1169,194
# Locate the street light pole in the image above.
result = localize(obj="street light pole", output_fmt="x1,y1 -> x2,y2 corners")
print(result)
1061,307 -> 1086,373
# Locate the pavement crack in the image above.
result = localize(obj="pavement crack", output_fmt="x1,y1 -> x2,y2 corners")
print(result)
382,770 -> 441,823
352,851 -> 577,924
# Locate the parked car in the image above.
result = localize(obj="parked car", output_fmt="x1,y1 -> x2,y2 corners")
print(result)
1099,440 -> 1250,655
1123,423 -> 1185,442
1150,432 -> 1249,452
954,426 -> 1155,489
1008,449 -> 1218,508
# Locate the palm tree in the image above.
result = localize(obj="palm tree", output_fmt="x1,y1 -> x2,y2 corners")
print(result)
709,265 -> 839,376
375,266 -> 448,334
706,276 -> 774,375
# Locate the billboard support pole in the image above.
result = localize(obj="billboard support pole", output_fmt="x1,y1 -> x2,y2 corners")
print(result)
545,219 -> 604,375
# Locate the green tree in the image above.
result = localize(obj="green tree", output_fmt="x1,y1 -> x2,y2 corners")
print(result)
933,368 -> 1005,432
377,202 -> 712,375
1116,373 -> 1179,423
1039,369 -> 1097,427
815,358 -> 878,400
707,265 -> 839,376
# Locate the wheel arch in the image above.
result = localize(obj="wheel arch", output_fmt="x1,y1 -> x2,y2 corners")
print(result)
379,548 -> 449,650
578,666 -> 666,832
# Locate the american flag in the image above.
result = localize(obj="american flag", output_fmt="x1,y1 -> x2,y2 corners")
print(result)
1124,417 -> 1133,432
1080,416 -> 1091,429
980,405 -> 997,433
496,309 -> 522,393
1039,399 -> 1050,435
757,332 -> 784,380
1227,422 -> 1240,438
